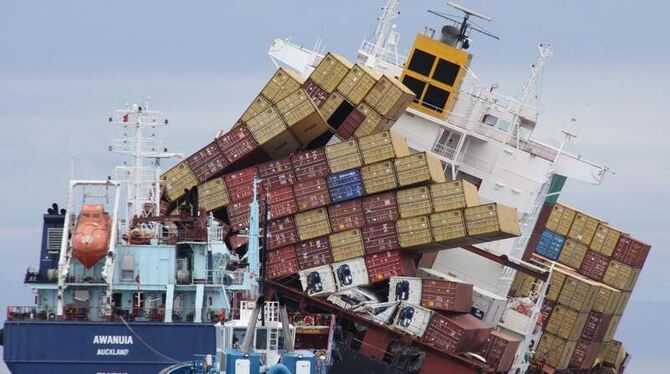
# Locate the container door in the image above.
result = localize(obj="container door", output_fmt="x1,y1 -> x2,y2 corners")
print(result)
235,358 -> 251,374
296,360 -> 312,374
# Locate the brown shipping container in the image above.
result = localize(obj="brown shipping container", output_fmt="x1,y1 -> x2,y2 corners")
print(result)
162,161 -> 198,201
365,250 -> 416,284
397,186 -> 433,218
558,239 -> 588,270
266,185 -> 298,220
329,229 -> 365,262
266,245 -> 299,280
533,204 -> 553,234
357,130 -> 410,165
257,157 -> 296,191
185,141 -> 230,183
394,152 -> 445,187
556,267 -> 599,312
293,177 -> 331,211
325,139 -> 362,173
309,52 -> 352,93
581,311 -> 611,342
534,333 -> 577,370
224,166 -> 260,202
295,236 -> 333,270
396,216 -> 433,249
291,148 -> 330,181
570,339 -> 602,370
539,299 -> 556,329
362,222 -> 400,255
337,108 -> 365,139
422,313 -> 492,354
239,94 -> 272,123
612,235 -> 651,268
295,208 -> 331,241
227,199 -> 256,232
421,279 -> 473,313
337,64 -> 381,105
267,216 -> 299,250
545,203 -> 577,236
545,304 -> 589,340
261,68 -> 304,104
430,180 -> 480,213
464,203 -> 520,242
303,79 -> 329,107
430,210 -> 467,245
352,103 -> 394,138
198,177 -> 230,211
361,161 -> 397,195
364,75 -> 415,120
578,250 -> 610,282
603,260 -> 640,291
215,124 -> 263,166
362,192 -> 399,224
567,211 -> 602,245
327,199 -> 365,233
590,224 -> 622,257
276,89 -> 330,145
476,330 -> 520,373
592,285 -> 622,315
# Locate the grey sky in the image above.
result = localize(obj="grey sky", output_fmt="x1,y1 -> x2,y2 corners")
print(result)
1,1 -> 668,372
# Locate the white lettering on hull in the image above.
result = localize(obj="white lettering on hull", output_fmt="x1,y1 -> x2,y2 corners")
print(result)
93,335 -> 134,345
96,348 -> 130,356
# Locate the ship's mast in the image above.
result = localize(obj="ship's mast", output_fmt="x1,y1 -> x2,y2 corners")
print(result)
370,0 -> 401,63
519,43 -> 553,122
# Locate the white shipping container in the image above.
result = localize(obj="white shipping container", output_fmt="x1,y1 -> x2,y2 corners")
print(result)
359,301 -> 399,325
332,258 -> 369,291
327,288 -> 378,310
471,286 -> 507,326
299,265 -> 337,297
392,302 -> 433,337
389,276 -> 423,305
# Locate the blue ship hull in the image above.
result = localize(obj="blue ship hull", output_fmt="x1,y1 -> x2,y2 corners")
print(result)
3,321 -> 216,374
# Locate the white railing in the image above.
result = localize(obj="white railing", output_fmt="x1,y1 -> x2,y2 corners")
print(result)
432,142 -> 457,160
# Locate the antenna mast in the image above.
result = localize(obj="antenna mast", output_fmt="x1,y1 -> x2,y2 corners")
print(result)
370,0 -> 401,62
519,43 -> 553,121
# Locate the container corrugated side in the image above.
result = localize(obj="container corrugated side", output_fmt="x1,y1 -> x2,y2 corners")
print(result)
266,245 -> 299,280
394,152 -> 445,187
389,276 -> 422,305
319,92 -> 348,128
476,330 -> 520,373
599,340 -> 626,369
295,236 -> 332,270
224,166 -> 260,202
295,208 -> 331,242
276,88 -> 330,145
602,260 -> 640,291
613,291 -> 631,315
329,228 -> 365,262
239,94 -> 272,123
293,177 -> 331,211
308,52 -> 352,93
362,222 -> 400,255
396,216 -> 433,249
327,169 -> 365,203
303,78 -> 329,107
337,64 -> 380,105
360,160 -> 397,195
545,203 -> 577,236
299,265 -> 336,297
327,199 -> 365,233
291,148 -> 329,182
332,257 -> 369,290
546,268 -> 569,301
545,304 -> 589,340
352,103 -> 393,138
570,339 -> 602,370
590,223 -> 622,257
362,192 -> 399,225
464,203 -> 520,242
534,333 -> 577,370
581,311 -> 611,342
357,130 -> 410,165
612,235 -> 651,268
267,216 -> 299,250
261,68 -> 304,104
337,107 -> 365,139
227,198 -> 258,232
603,315 -> 621,342
567,211 -> 602,245
558,238 -> 588,270
257,157 -> 296,191
430,210 -> 467,245
422,312 -> 491,354
245,106 -> 288,146
185,141 -> 229,183
162,161 -> 198,201
392,302 -> 433,337
198,177 -> 230,211
556,270 -> 599,312
397,186 -> 433,218
266,185 -> 298,220
429,180 -> 480,213
578,250 -> 610,282
325,140 -> 362,173
363,75 -> 415,120
215,124 -> 264,166
592,285 -> 622,315
421,279 -> 473,313
364,250 -> 416,284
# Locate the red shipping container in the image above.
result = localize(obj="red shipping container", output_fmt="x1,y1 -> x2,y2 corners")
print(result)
476,330 -> 520,373
578,250 -> 610,282
229,235 -> 248,251
362,222 -> 400,255
612,235 -> 651,268
539,299 -> 556,329
328,199 -> 365,233
362,192 -> 399,225
266,245 -> 299,280
258,157 -> 296,191
216,124 -> 262,165
185,141 -> 230,183
224,166 -> 262,202
266,185 -> 298,220
295,236 -> 333,270
337,109 -> 365,139
291,149 -> 330,181
422,313 -> 492,354
421,279 -> 473,313
227,198 -> 265,232
293,177 -> 331,211
364,250 -> 416,284
303,79 -> 329,107
267,216 -> 299,250
581,311 -> 611,342
570,339 -> 602,370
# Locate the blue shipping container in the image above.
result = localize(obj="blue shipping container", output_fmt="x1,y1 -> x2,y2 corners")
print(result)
327,169 -> 364,203
534,229 -> 565,260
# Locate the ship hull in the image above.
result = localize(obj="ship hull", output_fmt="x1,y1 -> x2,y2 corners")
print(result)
3,321 -> 216,374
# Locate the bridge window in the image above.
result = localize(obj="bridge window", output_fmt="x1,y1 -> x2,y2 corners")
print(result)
433,58 -> 460,86
482,114 -> 498,127
255,328 -> 268,350
407,49 -> 435,76
497,119 -> 511,132
402,75 -> 426,103
422,85 -> 450,113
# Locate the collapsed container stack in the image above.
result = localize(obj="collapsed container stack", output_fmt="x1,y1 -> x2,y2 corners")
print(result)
513,203 -> 651,373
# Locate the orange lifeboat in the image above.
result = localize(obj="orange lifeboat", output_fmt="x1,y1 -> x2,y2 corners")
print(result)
72,204 -> 111,268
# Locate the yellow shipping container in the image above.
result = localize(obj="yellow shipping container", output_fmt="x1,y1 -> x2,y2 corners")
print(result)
397,186 -> 433,218
364,75 -> 415,120
546,269 -> 568,301
246,107 -> 287,145
360,161 -> 397,194
557,238 -> 588,270
599,340 -> 626,369
325,139 -> 362,173
337,64 -> 381,105
162,161 -> 198,201
394,152 -> 446,187
430,180 -> 480,213
309,53 -> 352,93
430,210 -> 467,244
509,271 -> 536,298
329,229 -> 365,262
603,260 -> 640,291
320,92 -> 347,125
295,208 -> 331,241
604,315 -> 621,342
590,223 -> 622,257
614,291 -> 631,315
397,216 -> 433,248
352,103 -> 393,138
261,68 -> 304,104
357,130 -> 410,165
260,131 -> 301,159
464,203 -> 520,241
275,89 -> 329,145
567,211 -> 601,245
535,333 -> 577,370
545,203 -> 577,236
240,94 -> 272,123
198,177 -> 230,211
545,304 -> 589,341
592,285 -> 623,315
556,270 -> 599,312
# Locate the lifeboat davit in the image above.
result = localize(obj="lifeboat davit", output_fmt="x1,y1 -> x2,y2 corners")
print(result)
72,204 -> 111,268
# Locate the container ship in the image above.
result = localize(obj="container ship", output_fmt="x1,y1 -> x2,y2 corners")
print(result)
1,1 -> 649,373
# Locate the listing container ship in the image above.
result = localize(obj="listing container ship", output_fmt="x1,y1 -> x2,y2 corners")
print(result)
1,1 -> 649,373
